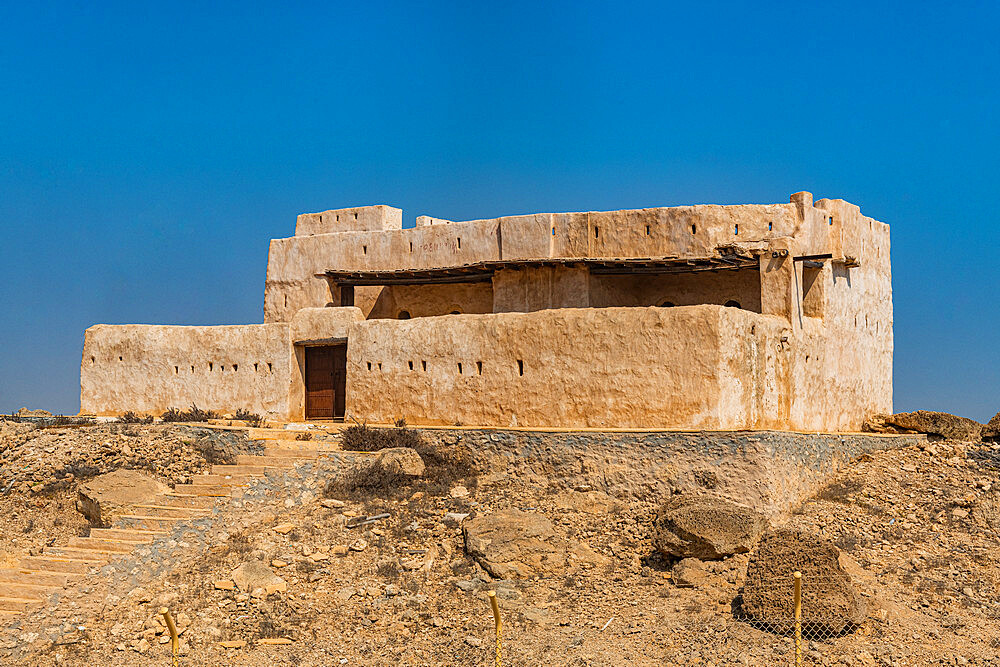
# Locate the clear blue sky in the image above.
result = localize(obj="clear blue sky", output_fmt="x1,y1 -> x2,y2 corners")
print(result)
1,1 -> 998,421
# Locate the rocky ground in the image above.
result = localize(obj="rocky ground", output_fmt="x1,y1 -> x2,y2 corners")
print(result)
1,419 -> 1000,665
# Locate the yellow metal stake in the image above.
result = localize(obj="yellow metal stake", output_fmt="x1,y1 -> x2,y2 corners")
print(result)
793,572 -> 803,667
160,607 -> 180,667
487,590 -> 502,667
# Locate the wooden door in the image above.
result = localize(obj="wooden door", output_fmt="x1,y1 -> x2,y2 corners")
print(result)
305,345 -> 347,420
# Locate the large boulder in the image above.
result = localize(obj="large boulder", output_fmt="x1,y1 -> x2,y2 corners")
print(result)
652,496 -> 769,560
742,529 -> 868,635
983,412 -> 1000,442
76,470 -> 170,526
373,447 -> 425,476
884,411 -> 982,441
231,560 -> 286,596
463,509 -> 607,579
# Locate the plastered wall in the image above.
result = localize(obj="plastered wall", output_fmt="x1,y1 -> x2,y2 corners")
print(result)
80,324 -> 294,418
343,305 -> 791,429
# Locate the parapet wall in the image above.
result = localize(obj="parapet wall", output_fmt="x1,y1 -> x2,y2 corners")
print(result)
80,324 -> 293,418
344,305 -> 794,430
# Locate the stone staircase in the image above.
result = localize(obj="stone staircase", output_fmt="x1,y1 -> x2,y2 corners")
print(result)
0,425 -> 345,625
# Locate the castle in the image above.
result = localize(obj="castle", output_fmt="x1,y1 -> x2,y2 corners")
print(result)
80,191 -> 892,431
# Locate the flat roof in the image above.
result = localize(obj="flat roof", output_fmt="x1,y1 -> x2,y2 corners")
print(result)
324,256 -> 759,286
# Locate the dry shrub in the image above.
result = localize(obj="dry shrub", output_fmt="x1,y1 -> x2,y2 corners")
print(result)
324,461 -> 410,500
232,409 -> 264,427
341,420 -> 421,452
161,405 -> 219,422
118,411 -> 153,424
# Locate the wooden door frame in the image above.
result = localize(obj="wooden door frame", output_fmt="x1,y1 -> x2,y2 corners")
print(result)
301,341 -> 348,422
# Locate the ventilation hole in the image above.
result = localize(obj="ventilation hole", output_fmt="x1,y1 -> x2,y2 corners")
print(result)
734,224 -> 739,235
408,361 -> 414,370
551,227 -> 556,236
191,366 -> 195,372
377,362 -> 382,371
233,364 -> 238,372
751,325 -> 756,335
421,360 -> 427,371
90,356 -> 95,364
457,362 -> 463,375
477,361 -> 483,375
267,362 -> 272,372
336,215 -> 340,221
724,300 -> 741,308
354,212 -> 358,219
457,237 -> 461,249
450,310 -> 461,315
691,224 -> 697,234
829,216 -> 834,225
367,362 -> 372,371
517,360 -> 524,376
768,222 -> 773,231
659,301 -> 675,307
409,241 -> 413,252
254,363 -> 259,372
363,245 -> 367,254
209,362 -> 213,371
119,356 -> 123,362
594,227 -> 600,239
397,310 -> 411,319
806,355 -> 810,362
174,366 -> 179,374
284,295 -> 288,308
645,225 -> 650,235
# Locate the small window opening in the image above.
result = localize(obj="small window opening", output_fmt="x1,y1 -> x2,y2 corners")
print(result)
768,222 -> 773,231
659,301 -> 675,307
645,225 -> 650,235
551,227 -> 556,236
457,362 -> 463,374
354,212 -> 358,220
367,362 -> 372,371
233,364 -> 238,372
363,245 -> 367,254
377,362 -> 382,371
594,227 -> 599,239
267,362 -> 272,372
828,216 -> 834,225
209,362 -> 213,371
191,365 -> 194,372
284,294 -> 288,308
254,363 -> 259,372
174,366 -> 178,374
336,215 -> 340,221
724,300 -> 741,308
517,360 -> 524,376
734,224 -> 739,235
397,310 -> 411,319
409,241 -> 413,252
408,360 -> 413,370
457,237 -> 461,249
477,361 -> 483,375
90,356 -> 95,364
421,360 -> 427,371
691,224 -> 697,234
119,356 -> 123,362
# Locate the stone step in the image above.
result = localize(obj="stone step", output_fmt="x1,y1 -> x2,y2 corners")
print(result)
234,455 -> 300,467
89,528 -> 165,542
0,597 -> 40,612
262,446 -> 338,458
43,547 -> 118,561
248,428 -> 318,441
131,505 -> 212,517
67,537 -> 138,553
0,569 -> 78,587
118,515 -> 188,531
211,464 -> 274,476
0,582 -> 58,600
172,484 -> 233,497
18,557 -> 97,575
155,494 -> 219,508
188,474 -> 252,485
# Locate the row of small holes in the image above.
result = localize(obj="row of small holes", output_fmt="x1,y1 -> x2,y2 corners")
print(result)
367,360 -> 524,376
